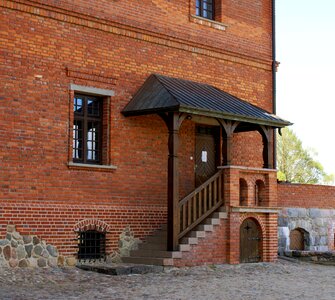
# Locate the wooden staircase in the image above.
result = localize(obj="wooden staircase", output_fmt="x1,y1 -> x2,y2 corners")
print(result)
122,206 -> 228,266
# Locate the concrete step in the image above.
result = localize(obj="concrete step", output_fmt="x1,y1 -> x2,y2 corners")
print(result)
196,224 -> 214,232
122,256 -> 174,266
138,242 -> 167,250
180,236 -> 198,245
145,235 -> 167,244
188,230 -> 206,238
204,217 -> 220,225
129,249 -> 182,259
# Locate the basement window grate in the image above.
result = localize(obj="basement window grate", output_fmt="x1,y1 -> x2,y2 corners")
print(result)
77,230 -> 106,261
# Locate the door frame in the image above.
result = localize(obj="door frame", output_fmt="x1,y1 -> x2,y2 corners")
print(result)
194,125 -> 221,187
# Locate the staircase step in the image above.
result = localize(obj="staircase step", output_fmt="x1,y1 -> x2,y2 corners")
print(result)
178,243 -> 191,252
180,236 -> 198,245
188,230 -> 206,238
212,211 -> 227,219
122,256 -> 174,266
139,242 -> 167,250
204,217 -> 220,225
196,224 -> 214,232
130,249 -> 182,259
145,235 -> 167,244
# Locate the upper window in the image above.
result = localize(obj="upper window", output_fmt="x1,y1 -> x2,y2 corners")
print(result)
196,0 -> 214,20
73,94 -> 102,164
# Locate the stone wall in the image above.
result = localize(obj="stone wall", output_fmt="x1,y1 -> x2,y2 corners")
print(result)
0,225 -> 76,268
278,208 -> 335,254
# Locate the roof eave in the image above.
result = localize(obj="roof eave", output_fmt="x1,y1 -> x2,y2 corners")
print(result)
178,106 -> 292,128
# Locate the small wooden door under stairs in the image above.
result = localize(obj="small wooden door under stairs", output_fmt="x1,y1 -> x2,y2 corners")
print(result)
240,218 -> 262,263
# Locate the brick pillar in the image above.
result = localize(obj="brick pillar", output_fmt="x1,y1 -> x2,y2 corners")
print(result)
227,212 -> 240,264
263,213 -> 278,262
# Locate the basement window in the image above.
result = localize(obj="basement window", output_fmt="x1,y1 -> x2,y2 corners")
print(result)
77,230 -> 106,261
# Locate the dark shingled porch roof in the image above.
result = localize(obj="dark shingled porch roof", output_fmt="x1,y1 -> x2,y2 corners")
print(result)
122,74 -> 292,128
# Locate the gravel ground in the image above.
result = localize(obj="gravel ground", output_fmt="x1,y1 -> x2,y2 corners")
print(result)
0,259 -> 334,300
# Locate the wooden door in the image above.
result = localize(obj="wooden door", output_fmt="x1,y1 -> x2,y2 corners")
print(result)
290,229 -> 304,250
195,126 -> 219,187
240,218 -> 262,263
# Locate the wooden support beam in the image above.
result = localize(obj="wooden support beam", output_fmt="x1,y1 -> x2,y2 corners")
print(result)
259,126 -> 274,169
217,119 -> 239,166
159,112 -> 185,251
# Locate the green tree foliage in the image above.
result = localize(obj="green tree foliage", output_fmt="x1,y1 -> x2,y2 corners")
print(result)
277,128 -> 334,185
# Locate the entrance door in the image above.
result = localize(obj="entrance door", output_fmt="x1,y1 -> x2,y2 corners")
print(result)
240,218 -> 262,263
195,126 -> 219,187
289,229 -> 304,250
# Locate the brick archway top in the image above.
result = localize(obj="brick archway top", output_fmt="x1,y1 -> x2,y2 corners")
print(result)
240,214 -> 266,236
73,219 -> 111,233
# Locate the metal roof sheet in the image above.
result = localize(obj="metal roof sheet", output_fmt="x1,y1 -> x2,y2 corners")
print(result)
122,74 -> 292,128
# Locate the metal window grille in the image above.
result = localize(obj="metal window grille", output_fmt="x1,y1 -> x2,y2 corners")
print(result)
196,0 -> 214,20
77,230 -> 106,261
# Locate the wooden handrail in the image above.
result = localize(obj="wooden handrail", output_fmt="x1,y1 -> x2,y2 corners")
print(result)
178,169 -> 224,239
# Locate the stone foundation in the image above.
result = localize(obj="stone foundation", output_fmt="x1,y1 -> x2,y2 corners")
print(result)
278,208 -> 335,254
0,225 -> 75,268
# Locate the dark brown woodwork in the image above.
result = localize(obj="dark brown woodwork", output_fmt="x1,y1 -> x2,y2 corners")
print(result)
195,126 -> 219,187
179,169 -> 224,239
259,125 -> 274,169
159,112 -> 186,251
240,218 -> 262,263
217,120 -> 239,166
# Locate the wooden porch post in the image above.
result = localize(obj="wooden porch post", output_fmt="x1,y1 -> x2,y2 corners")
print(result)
159,112 -> 186,251
218,120 -> 239,166
260,126 -> 274,169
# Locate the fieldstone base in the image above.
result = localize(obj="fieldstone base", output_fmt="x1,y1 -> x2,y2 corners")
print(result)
278,208 -> 335,254
284,250 -> 335,263
0,225 -> 75,268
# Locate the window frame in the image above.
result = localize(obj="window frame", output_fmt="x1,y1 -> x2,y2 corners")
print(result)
73,94 -> 103,164
68,84 -> 116,171
196,0 -> 214,20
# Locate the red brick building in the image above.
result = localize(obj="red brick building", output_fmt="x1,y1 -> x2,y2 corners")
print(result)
1,0 -> 333,267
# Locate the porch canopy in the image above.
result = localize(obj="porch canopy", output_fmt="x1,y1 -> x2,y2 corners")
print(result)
122,74 -> 291,251
122,74 -> 291,129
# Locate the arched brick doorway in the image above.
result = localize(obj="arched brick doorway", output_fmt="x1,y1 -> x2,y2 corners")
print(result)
240,218 -> 262,263
290,228 -> 309,251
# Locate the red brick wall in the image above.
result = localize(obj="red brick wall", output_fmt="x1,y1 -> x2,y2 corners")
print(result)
278,183 -> 335,209
0,0 -> 274,257
0,201 -> 167,255
174,211 -> 277,267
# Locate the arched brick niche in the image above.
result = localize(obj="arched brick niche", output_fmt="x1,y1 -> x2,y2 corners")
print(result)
239,178 -> 248,206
